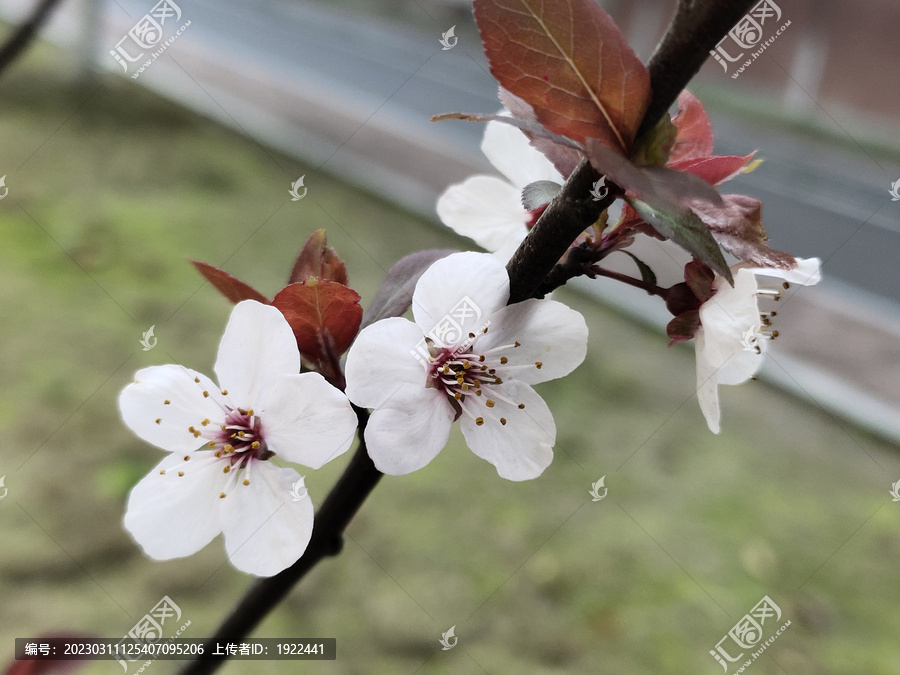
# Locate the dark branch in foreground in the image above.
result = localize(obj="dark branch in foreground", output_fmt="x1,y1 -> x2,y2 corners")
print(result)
0,0 -> 67,79
181,2 -> 759,671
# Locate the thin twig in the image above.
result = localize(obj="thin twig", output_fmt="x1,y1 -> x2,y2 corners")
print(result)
0,0 -> 67,79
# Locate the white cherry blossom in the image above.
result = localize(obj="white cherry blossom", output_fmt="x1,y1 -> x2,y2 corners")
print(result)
695,258 -> 821,433
345,252 -> 587,480
436,119 -> 563,261
120,300 -> 358,577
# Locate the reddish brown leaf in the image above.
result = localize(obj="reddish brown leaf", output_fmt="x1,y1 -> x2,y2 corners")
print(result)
669,90 -> 714,163
474,0 -> 651,153
672,153 -> 756,187
683,260 -> 715,302
666,310 -> 700,344
191,260 -> 269,305
288,229 -> 349,285
272,280 -> 362,364
689,194 -> 796,270
498,87 -> 582,176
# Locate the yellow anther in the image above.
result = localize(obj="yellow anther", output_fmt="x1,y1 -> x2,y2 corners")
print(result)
223,466 -> 231,474
221,389 -> 228,396
475,417 -> 484,426
462,360 -> 470,368
468,332 -> 475,339
159,469 -> 166,475
155,418 -> 162,425
243,479 -> 250,486
247,409 -> 254,416
476,389 -> 482,396
164,400 -> 171,405
535,361 -> 543,369
500,418 -> 507,426
454,392 -> 462,400
486,400 -> 495,408
219,492 -> 226,499
500,357 -> 508,364
251,441 -> 260,450
194,377 -> 200,383
184,455 -> 190,461
178,471 -> 184,477
215,451 -> 223,458
518,403 -> 525,409
514,341 -> 521,348
224,444 -> 234,453
782,282 -> 790,289
207,441 -> 215,448
771,330 -> 780,338
201,419 -> 210,426
202,391 -> 209,398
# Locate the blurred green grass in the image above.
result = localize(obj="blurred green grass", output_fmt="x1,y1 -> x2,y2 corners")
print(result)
1,47 -> 900,675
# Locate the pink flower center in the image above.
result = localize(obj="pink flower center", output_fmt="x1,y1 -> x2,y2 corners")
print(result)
423,332 -> 541,427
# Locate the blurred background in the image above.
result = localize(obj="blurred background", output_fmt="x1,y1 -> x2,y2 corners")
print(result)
1,0 -> 899,673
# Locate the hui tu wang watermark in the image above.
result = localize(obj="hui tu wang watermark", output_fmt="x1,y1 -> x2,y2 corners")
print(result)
709,0 -> 791,79
116,596 -> 190,673
710,595 -> 790,673
410,296 -> 490,369
109,0 -> 191,80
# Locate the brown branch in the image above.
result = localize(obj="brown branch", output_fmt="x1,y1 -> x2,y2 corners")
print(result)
0,0 -> 67,79
181,1 -> 760,671
506,0 -> 759,304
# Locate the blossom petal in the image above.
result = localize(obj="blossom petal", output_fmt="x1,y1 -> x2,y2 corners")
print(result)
436,176 -> 528,253
717,349 -> 763,386
411,252 -> 510,343
481,119 -> 563,188
698,269 -> 760,370
119,365 -> 225,453
460,381 -> 555,480
694,330 -> 722,434
258,373 -> 358,469
123,452 -> 224,559
748,257 -> 821,286
214,300 -> 301,407
345,318 -> 429,410
364,393 -> 454,475
478,299 -> 588,384
219,463 -> 314,577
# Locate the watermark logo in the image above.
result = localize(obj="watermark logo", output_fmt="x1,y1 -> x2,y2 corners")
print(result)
739,326 -> 763,353
0,475 -> 7,501
289,477 -> 308,502
0,175 -> 7,200
139,325 -> 158,351
889,479 -> 900,502
109,0 -> 191,79
710,1 -> 789,79
116,596 -> 190,673
439,625 -> 457,650
439,26 -> 458,50
589,476 -> 607,501
710,595 -> 790,673
888,179 -> 900,202
589,176 -> 608,201
410,297 -> 489,368
289,175 -> 307,201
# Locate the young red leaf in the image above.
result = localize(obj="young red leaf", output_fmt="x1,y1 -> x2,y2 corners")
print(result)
689,195 -> 797,270
668,90 -> 714,163
672,153 -> 757,187
474,0 -> 651,153
683,260 -> 715,302
586,139 -> 723,212
288,229 -> 349,285
272,279 -> 362,364
498,87 -> 583,177
191,260 -> 269,305
666,310 -> 700,344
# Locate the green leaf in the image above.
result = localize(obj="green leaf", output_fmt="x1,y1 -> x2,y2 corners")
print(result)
619,250 -> 657,291
626,197 -> 733,284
